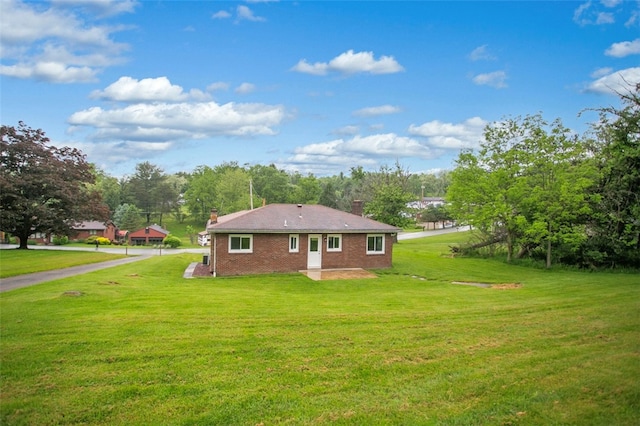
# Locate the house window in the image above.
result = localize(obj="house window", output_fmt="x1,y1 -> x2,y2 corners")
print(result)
367,234 -> 385,254
229,234 -> 252,253
289,234 -> 299,253
89,230 -> 97,235
327,234 -> 342,252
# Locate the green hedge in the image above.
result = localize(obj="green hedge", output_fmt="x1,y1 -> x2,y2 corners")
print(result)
163,234 -> 182,248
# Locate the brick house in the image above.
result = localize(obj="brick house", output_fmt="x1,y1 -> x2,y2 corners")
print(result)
128,224 -> 169,246
206,203 -> 400,277
71,220 -> 117,242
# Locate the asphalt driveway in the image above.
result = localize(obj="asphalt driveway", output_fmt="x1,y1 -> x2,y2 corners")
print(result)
0,255 -> 151,293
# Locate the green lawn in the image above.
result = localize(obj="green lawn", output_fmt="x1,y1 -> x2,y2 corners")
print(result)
0,249 -> 127,278
1,234 -> 639,425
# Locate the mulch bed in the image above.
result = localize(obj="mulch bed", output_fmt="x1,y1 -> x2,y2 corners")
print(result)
191,263 -> 212,277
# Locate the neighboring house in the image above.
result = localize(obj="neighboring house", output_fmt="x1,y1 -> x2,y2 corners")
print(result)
128,224 -> 170,246
71,220 -> 117,242
26,232 -> 51,245
206,203 -> 400,277
407,197 -> 446,210
116,230 -> 129,244
198,230 -> 210,246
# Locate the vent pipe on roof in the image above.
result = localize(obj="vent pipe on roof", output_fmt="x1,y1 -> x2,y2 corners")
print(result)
297,204 -> 302,218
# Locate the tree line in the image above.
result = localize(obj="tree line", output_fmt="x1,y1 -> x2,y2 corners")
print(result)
96,161 -> 449,230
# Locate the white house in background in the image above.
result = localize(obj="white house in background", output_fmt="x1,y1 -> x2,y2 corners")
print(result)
198,230 -> 210,246
407,197 -> 446,210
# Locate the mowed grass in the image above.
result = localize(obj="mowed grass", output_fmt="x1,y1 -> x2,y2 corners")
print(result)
1,233 -> 639,425
0,249 -> 128,278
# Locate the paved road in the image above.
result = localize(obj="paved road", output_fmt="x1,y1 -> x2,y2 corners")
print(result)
0,244 -> 208,256
0,255 -> 153,293
398,225 -> 470,240
0,226 -> 470,292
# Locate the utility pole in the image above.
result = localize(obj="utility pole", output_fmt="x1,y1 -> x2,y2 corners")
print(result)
250,180 -> 254,210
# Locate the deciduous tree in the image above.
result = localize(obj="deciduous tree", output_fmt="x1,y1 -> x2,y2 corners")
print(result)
0,122 -> 108,249
448,114 -> 596,266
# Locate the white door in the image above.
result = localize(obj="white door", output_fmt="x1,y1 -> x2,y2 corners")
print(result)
307,234 -> 322,269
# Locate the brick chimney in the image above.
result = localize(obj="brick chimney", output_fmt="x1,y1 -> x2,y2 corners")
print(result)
209,208 -> 218,224
351,200 -> 363,217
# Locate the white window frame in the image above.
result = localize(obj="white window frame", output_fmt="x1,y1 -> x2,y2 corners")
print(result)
289,234 -> 299,253
327,234 -> 342,252
229,234 -> 253,253
366,234 -> 385,254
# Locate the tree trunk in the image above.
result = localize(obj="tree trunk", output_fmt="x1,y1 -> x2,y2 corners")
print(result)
546,222 -> 552,269
17,232 -> 29,249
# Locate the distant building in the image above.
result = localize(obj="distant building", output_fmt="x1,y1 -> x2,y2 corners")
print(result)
407,197 -> 446,210
198,230 -> 210,246
128,224 -> 170,246
71,220 -> 117,242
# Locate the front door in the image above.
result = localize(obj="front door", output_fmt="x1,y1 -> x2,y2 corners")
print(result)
307,234 -> 322,269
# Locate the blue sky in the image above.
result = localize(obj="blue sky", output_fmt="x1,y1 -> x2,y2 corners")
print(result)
1,0 -> 639,177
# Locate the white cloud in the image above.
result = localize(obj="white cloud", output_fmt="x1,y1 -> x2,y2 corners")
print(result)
212,10 -> 231,19
207,81 -> 229,92
332,125 -> 360,136
67,139 -> 174,171
408,117 -> 488,150
291,59 -> 328,76
236,5 -> 265,22
573,1 -> 617,25
469,44 -> 496,61
573,1 -> 592,25
284,133 -> 435,170
292,50 -> 404,76
235,82 -> 256,94
601,0 -> 622,7
596,12 -> 615,24
585,67 -> 640,95
472,71 -> 507,88
352,105 -> 401,117
67,101 -> 286,143
591,67 -> 613,78
605,39 -> 640,57
0,61 -> 97,83
90,76 -> 208,102
0,0 -> 129,83
50,0 -> 138,17
212,6 -> 265,23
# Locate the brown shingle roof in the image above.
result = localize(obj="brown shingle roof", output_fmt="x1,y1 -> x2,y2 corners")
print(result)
207,204 -> 400,234
73,221 -> 110,230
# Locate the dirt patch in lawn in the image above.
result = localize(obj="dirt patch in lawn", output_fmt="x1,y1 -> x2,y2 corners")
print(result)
490,283 -> 522,289
452,281 -> 521,289
301,268 -> 378,281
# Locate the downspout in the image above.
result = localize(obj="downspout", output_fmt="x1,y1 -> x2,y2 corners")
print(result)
212,234 -> 217,277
